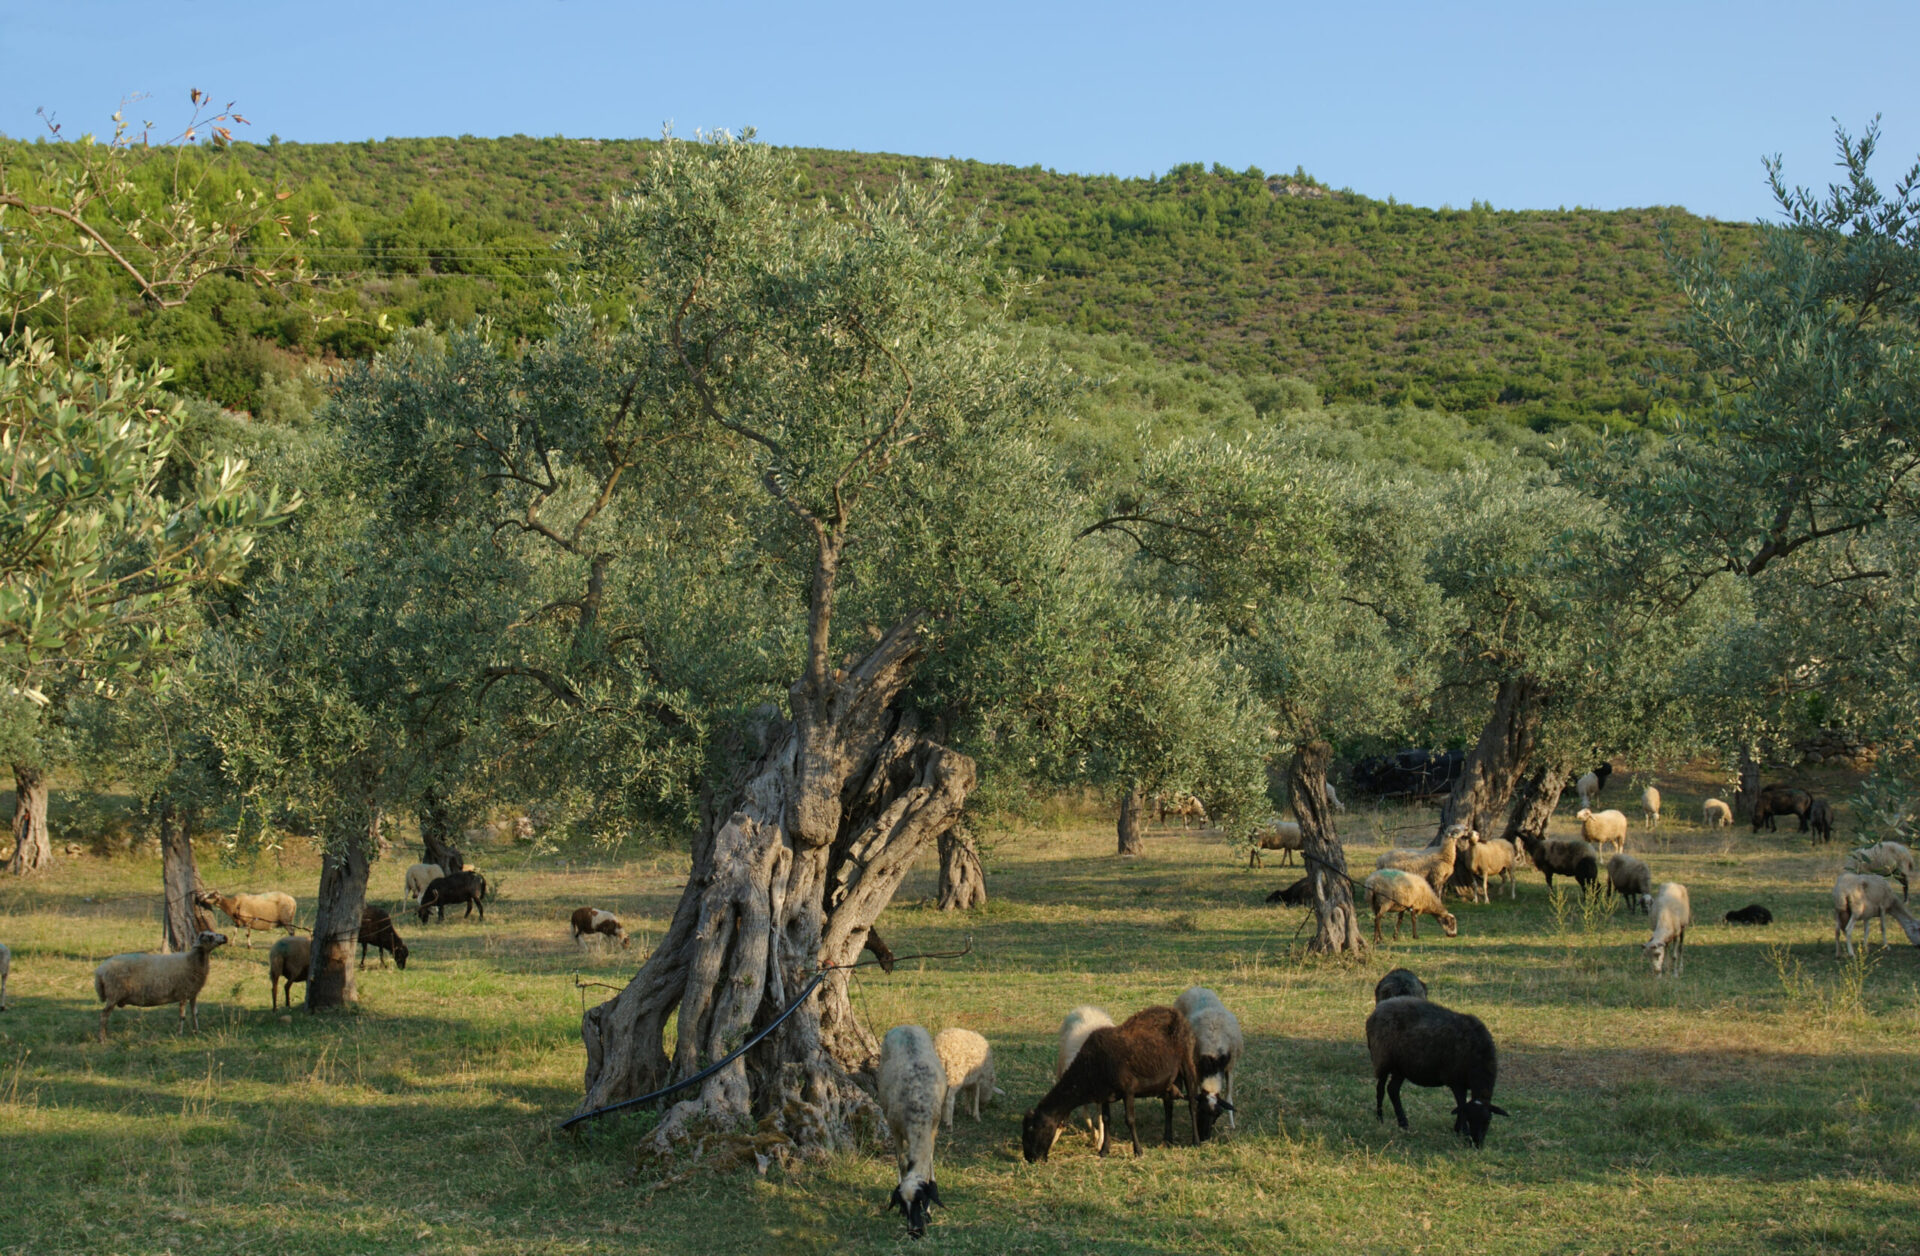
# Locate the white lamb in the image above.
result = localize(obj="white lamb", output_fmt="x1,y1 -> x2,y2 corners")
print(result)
1055,1005 -> 1115,1145
1575,808 -> 1630,854
1175,986 -> 1244,1137
1702,798 -> 1733,830
876,1025 -> 947,1239
404,862 -> 445,902
1832,872 -> 1920,958
1844,842 -> 1914,896
1642,786 -> 1661,832
1247,819 -> 1304,868
932,1028 -> 999,1126
1644,883 -> 1690,976
94,930 -> 229,1041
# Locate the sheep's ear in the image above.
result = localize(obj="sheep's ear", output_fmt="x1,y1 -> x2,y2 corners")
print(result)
887,1187 -> 907,1215
1215,1099 -> 1236,1114
1488,1104 -> 1509,1117
925,1180 -> 942,1207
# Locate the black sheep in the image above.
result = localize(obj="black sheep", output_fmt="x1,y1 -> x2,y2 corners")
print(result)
417,871 -> 488,923
1808,799 -> 1834,845
1374,968 -> 1429,1003
1516,833 -> 1599,893
1751,785 -> 1813,833
1724,904 -> 1774,926
358,906 -> 410,968
1021,1006 -> 1198,1161
1366,995 -> 1507,1147
1267,878 -> 1312,906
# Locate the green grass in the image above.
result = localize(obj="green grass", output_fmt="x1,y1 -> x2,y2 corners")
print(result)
3,777 -> 1919,1255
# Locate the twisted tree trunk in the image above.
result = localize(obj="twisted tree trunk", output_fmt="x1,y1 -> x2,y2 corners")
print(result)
1290,740 -> 1365,956
1117,785 -> 1146,857
1501,760 -> 1573,865
418,785 -> 465,873
576,619 -> 975,1152
7,763 -> 51,876
308,801 -> 378,1011
1436,677 -> 1543,841
937,823 -> 986,911
160,799 -> 207,951
1733,744 -> 1762,823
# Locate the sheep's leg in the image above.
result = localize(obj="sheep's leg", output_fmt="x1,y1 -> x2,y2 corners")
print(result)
942,1089 -> 955,1129
1122,1094 -> 1142,1156
1410,913 -> 1419,939
1097,1102 -> 1112,1156
1226,1070 -> 1235,1130
1375,1072 -> 1387,1122
99,1004 -> 112,1043
1386,1075 -> 1409,1129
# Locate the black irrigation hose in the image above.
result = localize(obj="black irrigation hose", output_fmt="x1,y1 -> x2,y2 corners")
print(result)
557,939 -> 973,1133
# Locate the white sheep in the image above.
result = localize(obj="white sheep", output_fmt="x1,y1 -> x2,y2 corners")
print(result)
1702,798 -> 1733,830
1644,883 -> 1690,976
932,1027 -> 999,1126
1376,830 -> 1472,898
1642,786 -> 1661,832
404,863 -> 445,902
194,889 -> 297,947
876,1025 -> 947,1239
1175,986 -> 1244,1137
1844,842 -> 1915,897
1576,771 -> 1601,810
1575,808 -> 1630,854
1364,868 -> 1459,941
1458,837 -> 1517,902
0,940 -> 9,1011
1324,781 -> 1346,812
1055,1005 -> 1115,1146
1606,853 -> 1653,914
93,930 -> 229,1042
1833,872 -> 1920,957
1247,819 -> 1303,868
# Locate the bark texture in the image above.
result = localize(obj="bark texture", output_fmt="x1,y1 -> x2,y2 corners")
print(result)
936,823 -> 987,911
1290,740 -> 1365,956
1117,785 -> 1146,857
1501,761 -> 1573,864
419,786 -> 465,873
160,799 -> 207,952
1436,678 -> 1543,840
1733,745 -> 1762,823
307,805 -> 378,1010
7,763 -> 52,876
576,620 -> 975,1152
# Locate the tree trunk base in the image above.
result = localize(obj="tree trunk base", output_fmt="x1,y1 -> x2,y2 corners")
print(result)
1290,741 -> 1367,957
8,764 -> 52,877
1117,787 -> 1146,857
937,825 -> 986,911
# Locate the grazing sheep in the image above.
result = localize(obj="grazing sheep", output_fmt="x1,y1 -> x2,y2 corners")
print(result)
1376,831 -> 1471,899
1365,869 -> 1460,942
1606,853 -> 1654,914
1575,808 -> 1630,854
1452,837 -> 1517,903
1266,877 -> 1312,906
1845,842 -> 1914,897
268,934 -> 311,1009
1052,1005 -> 1116,1147
1324,781 -> 1346,812
876,1025 -> 947,1239
417,871 -> 487,923
1516,833 -> 1600,893
932,1028 -> 999,1127
1365,995 -> 1506,1147
1751,785 -> 1813,833
1374,968 -> 1429,1003
1022,1006 -> 1198,1161
0,940 -> 9,1011
404,862 -> 444,902
1644,883 -> 1691,976
1833,872 -> 1920,958
1642,786 -> 1661,832
1724,904 -> 1773,926
1808,799 -> 1834,845
1165,794 -> 1208,829
1175,986 -> 1244,1139
569,907 -> 630,949
1702,798 -> 1733,830
1247,819 -> 1304,868
193,889 -> 297,947
357,906 -> 410,970
94,930 -> 228,1042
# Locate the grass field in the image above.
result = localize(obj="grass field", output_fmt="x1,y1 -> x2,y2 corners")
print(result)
3,772 -> 1919,1256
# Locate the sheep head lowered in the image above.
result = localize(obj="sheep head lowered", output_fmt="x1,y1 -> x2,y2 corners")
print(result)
887,1177 -> 942,1239
1452,1096 -> 1510,1148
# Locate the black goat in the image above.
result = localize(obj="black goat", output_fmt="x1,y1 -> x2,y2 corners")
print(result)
1021,1006 -> 1198,1161
1724,904 -> 1774,926
1267,878 -> 1313,906
1367,995 -> 1507,1147
358,906 -> 410,968
417,871 -> 488,923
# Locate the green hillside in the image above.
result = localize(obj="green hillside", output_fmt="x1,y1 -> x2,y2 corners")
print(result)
4,132 -> 1749,427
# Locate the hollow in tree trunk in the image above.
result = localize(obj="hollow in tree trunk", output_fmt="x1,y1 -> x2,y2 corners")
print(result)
7,763 -> 51,876
418,785 -> 464,873
1117,785 -> 1146,857
1501,761 -> 1572,865
307,801 -> 378,1011
1290,740 -> 1365,956
576,618 -> 976,1152
1733,744 -> 1762,823
937,823 -> 986,911
160,798 -> 207,951
1436,677 -> 1543,841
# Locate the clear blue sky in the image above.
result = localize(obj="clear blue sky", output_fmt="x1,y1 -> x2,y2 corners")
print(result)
4,0 -> 1916,221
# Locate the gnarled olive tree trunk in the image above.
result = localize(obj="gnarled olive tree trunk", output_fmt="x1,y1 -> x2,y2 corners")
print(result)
577,620 -> 975,1151
159,799 -> 208,951
937,823 -> 986,911
1290,740 -> 1365,956
8,763 -> 52,876
1117,785 -> 1146,857
1436,677 -> 1543,840
1733,744 -> 1762,823
307,801 -> 379,1011
1501,760 -> 1573,865
418,784 -> 465,873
